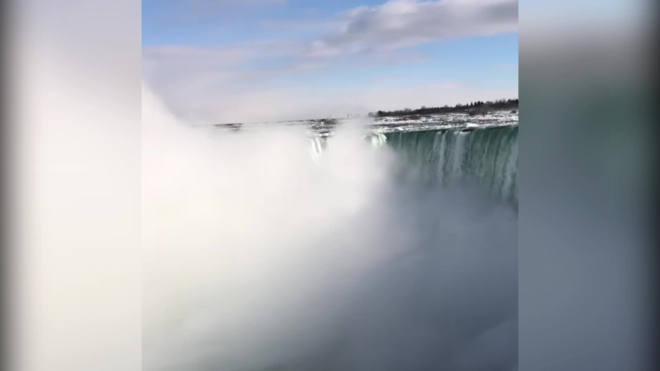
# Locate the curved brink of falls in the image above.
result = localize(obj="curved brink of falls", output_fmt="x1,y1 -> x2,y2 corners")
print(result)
312,126 -> 518,207
384,126 -> 518,206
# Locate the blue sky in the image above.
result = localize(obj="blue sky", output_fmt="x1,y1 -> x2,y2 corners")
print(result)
142,0 -> 518,123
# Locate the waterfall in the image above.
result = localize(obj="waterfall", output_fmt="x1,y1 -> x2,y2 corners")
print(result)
311,125 -> 518,205
368,133 -> 387,147
385,126 -> 518,205
310,136 -> 329,161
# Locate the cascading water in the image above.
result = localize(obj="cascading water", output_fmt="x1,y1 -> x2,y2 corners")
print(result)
311,125 -> 518,206
310,136 -> 329,161
368,133 -> 387,147
384,126 -> 518,205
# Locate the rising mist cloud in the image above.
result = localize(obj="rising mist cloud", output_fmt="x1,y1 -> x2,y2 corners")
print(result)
142,83 -> 518,371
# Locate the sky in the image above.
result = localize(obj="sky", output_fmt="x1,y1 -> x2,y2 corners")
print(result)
143,0 -> 518,123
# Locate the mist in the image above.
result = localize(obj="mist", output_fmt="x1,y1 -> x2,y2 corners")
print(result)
142,83 -> 518,371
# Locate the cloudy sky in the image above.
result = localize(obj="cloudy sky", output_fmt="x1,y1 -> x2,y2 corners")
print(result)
143,0 -> 518,123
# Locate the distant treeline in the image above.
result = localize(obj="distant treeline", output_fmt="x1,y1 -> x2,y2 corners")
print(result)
368,98 -> 518,118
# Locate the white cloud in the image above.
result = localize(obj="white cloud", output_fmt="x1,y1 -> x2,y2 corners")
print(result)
143,75 -> 517,124
143,46 -> 255,65
307,0 -> 517,57
143,0 -> 519,123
